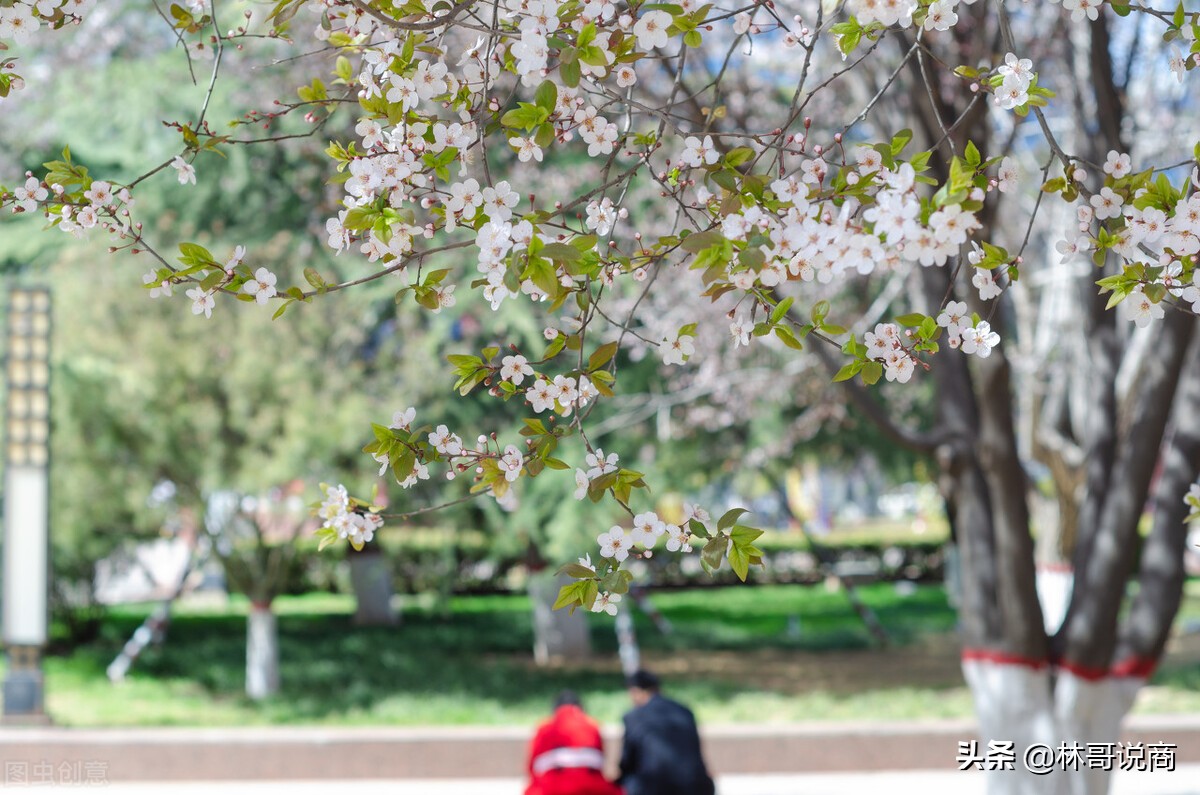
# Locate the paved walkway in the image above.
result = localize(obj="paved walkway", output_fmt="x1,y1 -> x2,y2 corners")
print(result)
11,769 -> 1200,794
4,716 -> 1198,781
2,718 -> 1198,792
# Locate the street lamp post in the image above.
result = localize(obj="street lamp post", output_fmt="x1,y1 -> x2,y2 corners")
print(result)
2,286 -> 52,723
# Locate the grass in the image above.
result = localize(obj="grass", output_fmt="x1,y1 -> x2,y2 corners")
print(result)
14,582 -> 1200,727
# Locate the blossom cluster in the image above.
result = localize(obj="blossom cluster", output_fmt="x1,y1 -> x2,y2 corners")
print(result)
994,53 -> 1035,111
703,156 -> 981,293
0,1 -> 93,43
586,504 -> 710,613
4,0 -> 1194,612
0,0 -> 95,99
316,483 -> 384,548
1058,151 -> 1200,329
847,0 -> 980,31
597,509 -> 696,561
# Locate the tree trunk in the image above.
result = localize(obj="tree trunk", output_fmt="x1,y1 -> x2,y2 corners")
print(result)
529,571 -> 591,665
246,602 -> 280,700
349,545 -> 398,626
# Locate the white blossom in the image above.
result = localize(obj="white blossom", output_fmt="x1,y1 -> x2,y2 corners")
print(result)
960,321 -> 1001,358
171,156 -> 196,185
598,525 -> 633,561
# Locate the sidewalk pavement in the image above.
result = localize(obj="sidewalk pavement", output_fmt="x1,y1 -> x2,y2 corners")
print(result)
2,717 -> 1198,791
4,716 -> 1200,780
13,769 -> 1200,795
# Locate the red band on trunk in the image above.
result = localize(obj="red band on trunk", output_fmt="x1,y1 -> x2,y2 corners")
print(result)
961,648 -> 1049,670
1108,656 -> 1157,679
1053,658 -> 1109,682
962,649 -> 1157,680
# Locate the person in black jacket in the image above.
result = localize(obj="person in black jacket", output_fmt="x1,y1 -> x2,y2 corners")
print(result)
617,670 -> 715,795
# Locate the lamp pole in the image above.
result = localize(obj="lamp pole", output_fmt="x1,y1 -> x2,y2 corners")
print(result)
2,286 -> 52,724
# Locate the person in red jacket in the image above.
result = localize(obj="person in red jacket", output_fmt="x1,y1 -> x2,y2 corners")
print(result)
525,690 -> 624,795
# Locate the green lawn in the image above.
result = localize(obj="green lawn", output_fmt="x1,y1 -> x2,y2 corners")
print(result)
16,582 -> 1200,727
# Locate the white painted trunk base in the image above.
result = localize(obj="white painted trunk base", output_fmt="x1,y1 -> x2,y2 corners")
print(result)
246,605 -> 280,700
349,551 -> 398,626
528,573 -> 591,665
963,658 -> 1143,795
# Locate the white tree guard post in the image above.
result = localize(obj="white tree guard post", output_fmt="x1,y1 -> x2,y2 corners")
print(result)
963,653 -> 1148,795
246,603 -> 280,700
529,572 -> 591,665
349,548 -> 398,626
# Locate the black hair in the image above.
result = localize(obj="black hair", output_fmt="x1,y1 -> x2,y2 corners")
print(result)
626,669 -> 660,691
554,689 -> 582,708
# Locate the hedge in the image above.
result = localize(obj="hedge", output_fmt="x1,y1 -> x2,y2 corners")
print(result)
281,525 -> 951,595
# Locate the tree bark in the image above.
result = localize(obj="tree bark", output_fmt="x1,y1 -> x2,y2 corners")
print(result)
1117,332 -> 1200,664
1062,311 -> 1194,671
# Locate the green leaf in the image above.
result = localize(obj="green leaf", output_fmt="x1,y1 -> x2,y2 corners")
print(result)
423,268 -> 451,286
700,536 -> 726,574
861,361 -> 883,385
588,341 -> 619,371
542,334 -> 566,360
542,242 -> 582,262
770,296 -> 794,324
964,140 -> 981,168
303,267 -> 328,290
315,527 -> 339,551
392,447 -> 417,482
267,0 -> 304,24
717,507 -> 748,531
561,57 -> 582,88
557,563 -> 599,579
500,104 -> 547,132
730,525 -> 764,544
578,45 -> 609,67
909,151 -> 932,172
200,271 -> 225,292
534,79 -> 558,113
553,582 -> 585,611
599,569 -> 632,594
527,258 -> 560,298
576,21 -> 597,47
178,242 -> 215,267
890,129 -> 913,156
724,147 -> 755,168
837,29 -> 861,56
775,325 -> 803,350
810,300 -> 830,324
681,229 -> 725,253
833,362 -> 861,382
1042,177 -> 1067,194
728,543 -> 750,581
711,170 -> 738,192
